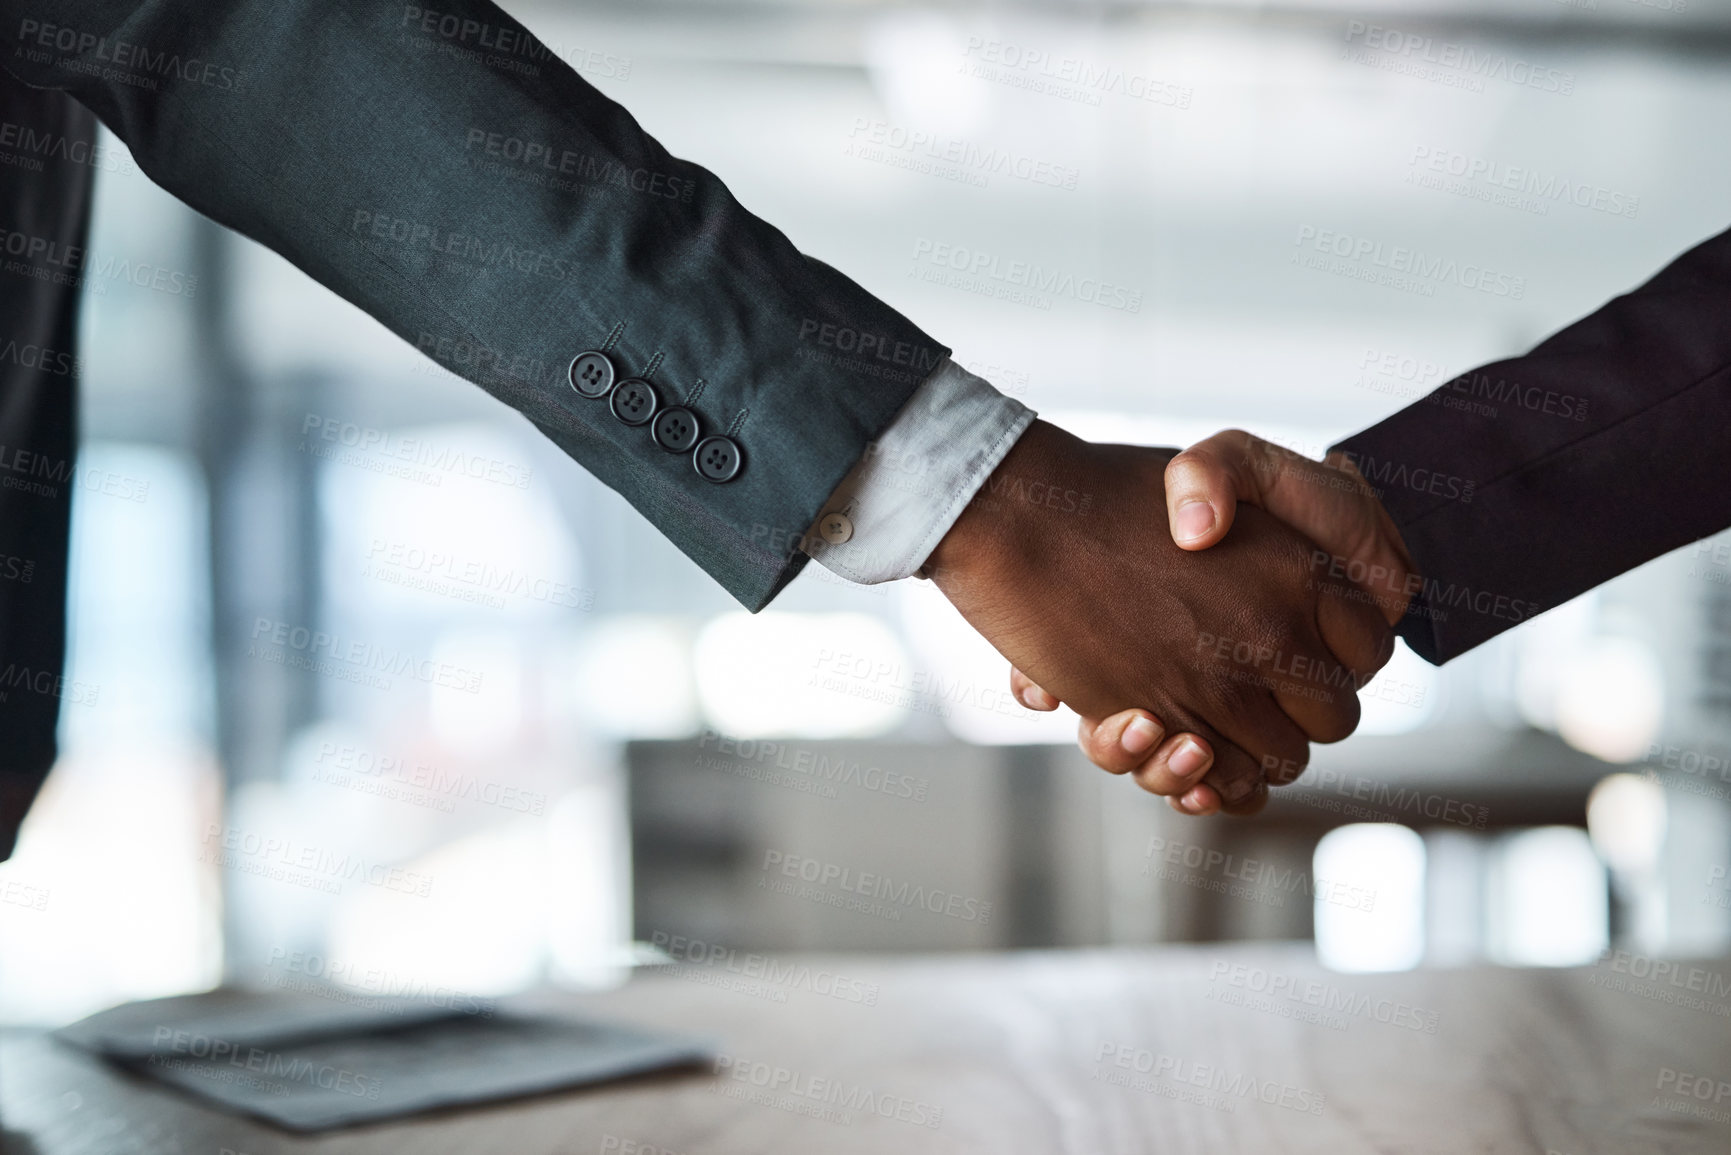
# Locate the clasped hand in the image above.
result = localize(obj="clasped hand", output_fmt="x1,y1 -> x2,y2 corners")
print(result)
928,422 -> 1418,817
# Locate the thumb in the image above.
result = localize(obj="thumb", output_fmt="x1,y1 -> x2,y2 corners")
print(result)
1164,430 -> 1268,551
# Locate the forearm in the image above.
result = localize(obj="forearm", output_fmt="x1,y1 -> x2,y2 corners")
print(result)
1,0 -> 945,610
802,360 -> 1034,584
1334,226 -> 1731,662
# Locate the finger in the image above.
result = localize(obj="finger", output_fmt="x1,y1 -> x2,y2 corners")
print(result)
1196,737 -> 1275,814
1273,679 -> 1361,746
1164,430 -> 1268,551
1220,777 -> 1269,817
1262,591 -> 1393,746
1130,732 -> 1215,797
1169,783 -> 1221,817
1185,679 -> 1311,799
1315,575 -> 1399,681
1322,451 -> 1421,626
1077,710 -> 1168,775
1009,667 -> 1061,711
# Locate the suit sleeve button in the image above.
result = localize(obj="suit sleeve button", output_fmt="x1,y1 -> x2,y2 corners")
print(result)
569,351 -> 616,398
609,378 -> 659,426
693,435 -> 743,483
819,513 -> 853,544
652,406 -> 702,452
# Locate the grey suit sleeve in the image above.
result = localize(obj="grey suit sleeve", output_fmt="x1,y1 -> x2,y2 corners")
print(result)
0,0 -> 948,610
1332,226 -> 1731,664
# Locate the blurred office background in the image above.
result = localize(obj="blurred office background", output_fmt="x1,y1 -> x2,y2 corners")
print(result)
5,0 -> 1731,1024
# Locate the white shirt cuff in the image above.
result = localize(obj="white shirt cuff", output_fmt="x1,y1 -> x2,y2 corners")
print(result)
802,358 -> 1035,584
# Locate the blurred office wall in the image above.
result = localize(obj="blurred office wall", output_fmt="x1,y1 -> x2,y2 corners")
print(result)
3,0 -> 1731,1023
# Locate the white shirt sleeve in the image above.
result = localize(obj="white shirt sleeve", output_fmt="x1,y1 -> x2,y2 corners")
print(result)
801,358 -> 1035,584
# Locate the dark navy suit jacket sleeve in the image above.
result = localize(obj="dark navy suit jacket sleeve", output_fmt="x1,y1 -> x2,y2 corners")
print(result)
1333,227 -> 1731,664
0,72 -> 90,851
0,0 -> 947,613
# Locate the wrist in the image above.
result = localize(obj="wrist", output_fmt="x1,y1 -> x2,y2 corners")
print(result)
1324,450 -> 1420,624
923,418 -> 1066,593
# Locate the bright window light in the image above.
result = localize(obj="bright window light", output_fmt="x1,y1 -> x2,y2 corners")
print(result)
545,784 -> 633,990
695,612 -> 907,739
1587,773 -> 1667,876
865,12 -> 989,137
321,422 -> 581,623
1555,637 -> 1665,764
897,582 -> 1076,745
1356,638 -> 1440,735
326,818 -> 550,998
567,617 -> 699,740
1489,827 -> 1608,967
429,631 -> 523,755
1314,823 -> 1426,973
1512,593 -> 1598,732
0,445 -> 222,1025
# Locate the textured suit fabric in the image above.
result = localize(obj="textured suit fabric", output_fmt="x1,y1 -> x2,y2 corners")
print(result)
0,73 -> 92,852
0,0 -> 946,615
1336,226 -> 1731,664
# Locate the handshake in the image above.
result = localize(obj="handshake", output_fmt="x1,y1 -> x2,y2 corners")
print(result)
926,419 -> 1418,818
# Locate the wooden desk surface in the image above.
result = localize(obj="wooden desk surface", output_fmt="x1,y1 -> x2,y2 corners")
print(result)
6,945 -> 1729,1154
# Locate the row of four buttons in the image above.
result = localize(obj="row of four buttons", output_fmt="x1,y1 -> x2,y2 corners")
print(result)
569,350 -> 742,483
